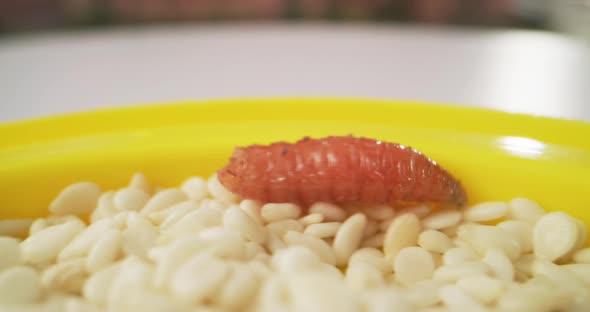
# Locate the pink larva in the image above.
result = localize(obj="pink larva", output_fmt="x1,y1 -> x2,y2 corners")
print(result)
218,136 -> 467,207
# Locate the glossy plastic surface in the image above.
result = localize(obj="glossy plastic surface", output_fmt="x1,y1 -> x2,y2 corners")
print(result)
1,99 -> 589,228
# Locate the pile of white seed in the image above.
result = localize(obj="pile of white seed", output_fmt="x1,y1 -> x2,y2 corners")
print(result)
0,173 -> 589,312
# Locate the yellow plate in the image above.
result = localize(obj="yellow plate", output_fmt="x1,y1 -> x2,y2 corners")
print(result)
1,98 -> 590,230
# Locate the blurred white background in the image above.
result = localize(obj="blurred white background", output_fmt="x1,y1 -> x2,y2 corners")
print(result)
1,24 -> 589,122
1,0 -> 590,122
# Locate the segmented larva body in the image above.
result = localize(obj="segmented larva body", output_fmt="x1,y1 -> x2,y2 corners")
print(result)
218,136 -> 467,207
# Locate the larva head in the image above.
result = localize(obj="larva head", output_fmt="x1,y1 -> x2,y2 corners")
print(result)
217,147 -> 247,194
452,181 -> 467,207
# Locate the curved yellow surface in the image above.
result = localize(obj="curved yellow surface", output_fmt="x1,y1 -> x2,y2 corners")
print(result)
1,98 -> 590,231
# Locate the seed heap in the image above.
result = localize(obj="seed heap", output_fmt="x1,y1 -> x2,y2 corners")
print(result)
0,174 -> 588,312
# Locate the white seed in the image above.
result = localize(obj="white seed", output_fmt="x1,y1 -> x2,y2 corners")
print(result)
35,295 -> 69,312
431,251 -> 443,268
49,182 -> 101,216
261,203 -> 302,223
58,219 -> 113,261
349,248 -> 391,275
364,288 -> 415,312
456,275 -> 504,305
114,188 -> 150,211
200,198 -> 228,211
140,189 -> 187,215
364,204 -> 396,221
46,216 -> 83,227
272,246 -> 323,274
394,246 -> 435,285
284,231 -> 336,265
208,174 -> 240,204
464,202 -> 509,222
400,204 -> 432,218
433,262 -> 490,282
561,263 -> 590,286
111,211 -> 128,230
453,238 -> 472,250
309,202 -> 347,222
418,230 -> 453,253
180,177 -> 208,201
379,218 -> 394,232
198,227 -> 247,260
318,263 -> 345,280
573,219 -> 587,252
405,280 -> 441,308
0,266 -> 40,304
248,260 -> 273,280
257,276 -> 290,312
65,297 -> 103,312
165,205 -> 222,237
441,225 -> 460,237
383,213 -> 421,261
443,247 -> 478,265
200,198 -> 229,211
171,253 -> 230,303
561,263 -> 590,287
41,258 -> 86,294
111,286 -> 184,311
346,260 -> 385,289
107,258 -> 157,308
496,282 -> 569,312
483,249 -> 514,281
159,201 -> 199,229
304,222 -> 342,239
361,233 -> 385,248
265,231 -> 286,254
299,213 -> 325,226
533,212 -> 579,262
0,219 -> 33,238
21,221 -> 85,264
252,251 -> 270,264
146,207 -> 172,225
508,198 -> 545,223
439,285 -> 488,312
213,265 -> 259,309
90,192 -> 118,223
362,220 -> 379,239
514,254 -> 536,278
153,236 -> 207,288
83,262 -> 121,305
86,229 -> 122,273
129,172 -> 151,194
573,247 -> 590,264
532,260 -> 587,294
0,237 -> 21,270
122,214 -> 157,259
223,205 -> 267,244
117,257 -> 155,286
457,224 -> 521,260
46,216 -> 80,226
498,220 -> 534,253
287,273 -> 361,312
422,210 -> 462,230
266,219 -> 304,237
244,241 -> 266,260
240,199 -> 264,225
29,218 -> 49,236
333,213 -> 367,266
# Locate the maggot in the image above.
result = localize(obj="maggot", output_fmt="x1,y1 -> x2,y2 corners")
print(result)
218,136 -> 466,207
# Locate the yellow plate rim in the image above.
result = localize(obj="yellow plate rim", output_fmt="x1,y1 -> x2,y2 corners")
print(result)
1,97 -> 590,151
